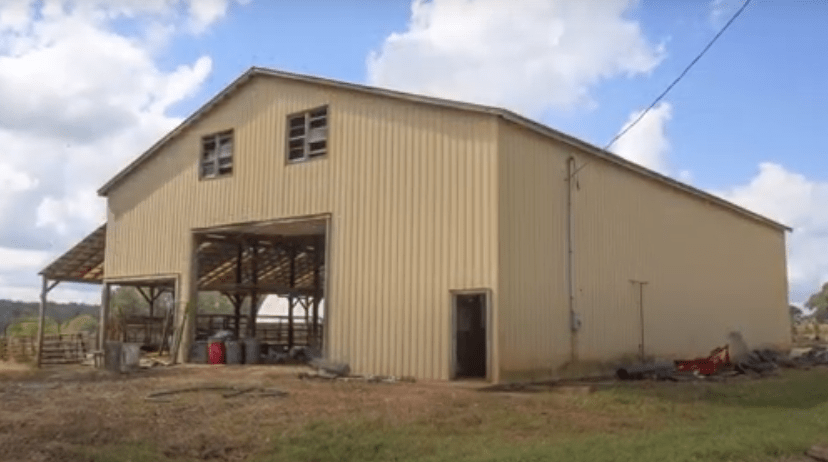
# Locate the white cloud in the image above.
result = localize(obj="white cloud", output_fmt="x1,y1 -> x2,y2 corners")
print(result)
0,0 -> 34,31
0,286 -> 41,302
0,163 -> 38,192
709,0 -> 742,27
367,0 -> 665,116
0,247 -> 51,272
717,163 -> 828,304
611,102 -> 673,174
1,283 -> 101,304
36,189 -> 104,236
0,163 -> 39,242
0,0 -> 244,301
186,0 -> 234,34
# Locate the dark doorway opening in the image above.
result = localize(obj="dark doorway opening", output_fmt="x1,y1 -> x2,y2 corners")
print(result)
454,292 -> 487,379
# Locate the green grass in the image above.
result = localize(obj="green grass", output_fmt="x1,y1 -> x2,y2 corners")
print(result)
260,370 -> 828,462
41,369 -> 828,462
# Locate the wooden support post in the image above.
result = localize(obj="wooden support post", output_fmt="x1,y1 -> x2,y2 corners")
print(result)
250,241 -> 258,339
249,293 -> 259,338
136,286 -> 157,344
98,282 -> 111,351
312,295 -> 320,349
148,287 -> 156,319
312,240 -> 322,348
232,295 -> 243,339
158,303 -> 173,356
288,245 -> 296,350
163,285 -> 177,357
148,287 -> 156,345
234,242 -> 243,339
137,286 -> 160,316
288,296 -> 295,350
175,236 -> 200,364
36,277 -> 50,368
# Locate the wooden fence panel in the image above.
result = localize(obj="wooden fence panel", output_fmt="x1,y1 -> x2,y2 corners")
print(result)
2,333 -> 92,365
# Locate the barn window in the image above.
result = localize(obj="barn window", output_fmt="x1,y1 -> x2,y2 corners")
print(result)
287,106 -> 328,163
200,130 -> 234,179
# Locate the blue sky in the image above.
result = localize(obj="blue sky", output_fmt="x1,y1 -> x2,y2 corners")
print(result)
163,0 -> 828,191
0,0 -> 825,305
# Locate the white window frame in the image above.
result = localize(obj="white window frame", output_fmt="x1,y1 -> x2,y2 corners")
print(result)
200,130 -> 234,179
286,106 -> 328,163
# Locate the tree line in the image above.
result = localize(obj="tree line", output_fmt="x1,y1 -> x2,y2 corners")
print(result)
1,288 -> 237,338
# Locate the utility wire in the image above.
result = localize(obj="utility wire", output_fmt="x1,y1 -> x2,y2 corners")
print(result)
603,0 -> 753,151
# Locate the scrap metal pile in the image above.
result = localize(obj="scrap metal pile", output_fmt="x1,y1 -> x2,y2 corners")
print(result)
616,345 -> 828,381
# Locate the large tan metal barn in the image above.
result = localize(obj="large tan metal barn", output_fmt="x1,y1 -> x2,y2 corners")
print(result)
38,67 -> 791,382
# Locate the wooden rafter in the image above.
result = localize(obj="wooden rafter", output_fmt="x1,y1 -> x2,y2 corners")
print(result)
195,233 -> 324,296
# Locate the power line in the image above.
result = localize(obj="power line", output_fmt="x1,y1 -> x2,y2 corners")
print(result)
603,0 -> 753,151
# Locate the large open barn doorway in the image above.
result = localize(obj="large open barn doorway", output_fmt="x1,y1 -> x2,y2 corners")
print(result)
110,281 -> 176,351
192,216 -> 328,362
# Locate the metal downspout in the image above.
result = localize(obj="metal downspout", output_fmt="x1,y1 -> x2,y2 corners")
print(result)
566,156 -> 579,363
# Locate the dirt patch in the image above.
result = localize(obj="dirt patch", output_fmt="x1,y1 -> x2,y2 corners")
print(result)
0,364 -> 484,460
0,363 -> 675,461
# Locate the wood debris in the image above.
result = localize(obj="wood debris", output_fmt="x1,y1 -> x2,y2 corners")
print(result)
145,385 -> 287,402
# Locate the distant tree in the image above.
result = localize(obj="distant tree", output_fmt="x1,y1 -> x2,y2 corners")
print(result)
62,314 -> 98,334
0,299 -> 99,337
804,283 -> 828,341
110,286 -> 147,321
6,316 -> 60,337
99,288 -> 235,327
806,282 -> 828,320
790,305 -> 803,325
156,291 -> 174,317
198,292 -> 234,314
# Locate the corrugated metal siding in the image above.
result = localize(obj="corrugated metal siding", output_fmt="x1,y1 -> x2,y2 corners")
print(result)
571,150 -> 790,361
497,120 -> 790,380
106,77 -> 498,380
497,122 -> 570,381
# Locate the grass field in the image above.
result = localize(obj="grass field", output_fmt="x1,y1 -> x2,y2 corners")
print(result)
1,363 -> 827,461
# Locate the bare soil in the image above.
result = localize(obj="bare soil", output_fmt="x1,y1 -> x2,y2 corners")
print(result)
0,363 -> 654,461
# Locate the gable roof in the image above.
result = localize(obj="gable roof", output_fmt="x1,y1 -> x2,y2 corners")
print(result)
97,67 -> 791,232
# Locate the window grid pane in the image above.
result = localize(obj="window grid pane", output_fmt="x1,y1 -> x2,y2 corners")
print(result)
286,107 -> 327,163
201,131 -> 233,179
